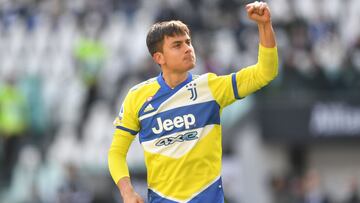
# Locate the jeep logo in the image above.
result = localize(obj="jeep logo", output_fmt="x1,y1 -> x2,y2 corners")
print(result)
152,114 -> 196,134
155,131 -> 198,146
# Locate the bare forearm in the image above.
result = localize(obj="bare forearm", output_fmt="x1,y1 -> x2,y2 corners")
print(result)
246,2 -> 276,48
258,22 -> 276,48
117,177 -> 144,203
118,177 -> 134,197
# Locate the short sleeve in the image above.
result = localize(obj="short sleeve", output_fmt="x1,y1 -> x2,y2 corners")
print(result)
207,73 -> 240,108
113,91 -> 140,135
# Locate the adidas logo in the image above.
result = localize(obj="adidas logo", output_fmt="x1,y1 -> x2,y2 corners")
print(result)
144,104 -> 154,113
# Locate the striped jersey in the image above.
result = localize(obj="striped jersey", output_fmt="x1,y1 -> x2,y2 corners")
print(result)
109,45 -> 278,203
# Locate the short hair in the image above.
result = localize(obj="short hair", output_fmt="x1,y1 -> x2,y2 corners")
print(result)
146,20 -> 190,56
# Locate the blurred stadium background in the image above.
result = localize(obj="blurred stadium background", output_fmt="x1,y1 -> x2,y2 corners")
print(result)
0,0 -> 360,202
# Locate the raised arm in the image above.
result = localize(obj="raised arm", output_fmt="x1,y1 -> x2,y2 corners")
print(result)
234,2 -> 278,98
246,1 -> 276,48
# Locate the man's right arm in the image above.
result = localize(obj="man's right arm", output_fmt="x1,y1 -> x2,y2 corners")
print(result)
117,177 -> 144,203
108,129 -> 144,202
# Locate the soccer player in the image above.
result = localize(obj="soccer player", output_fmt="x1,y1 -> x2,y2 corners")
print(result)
108,1 -> 278,203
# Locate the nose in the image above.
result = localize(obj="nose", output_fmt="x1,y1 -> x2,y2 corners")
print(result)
185,43 -> 192,53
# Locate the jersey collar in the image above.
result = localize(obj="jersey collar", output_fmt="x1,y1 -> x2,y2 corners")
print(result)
157,72 -> 193,92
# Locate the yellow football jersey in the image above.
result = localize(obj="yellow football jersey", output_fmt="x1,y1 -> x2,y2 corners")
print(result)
108,45 -> 278,202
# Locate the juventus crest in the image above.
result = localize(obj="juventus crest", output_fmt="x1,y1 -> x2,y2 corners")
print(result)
186,83 -> 198,101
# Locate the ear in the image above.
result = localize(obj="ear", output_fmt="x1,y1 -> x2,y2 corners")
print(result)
152,52 -> 165,65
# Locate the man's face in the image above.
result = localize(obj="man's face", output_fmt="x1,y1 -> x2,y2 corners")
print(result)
155,33 -> 196,73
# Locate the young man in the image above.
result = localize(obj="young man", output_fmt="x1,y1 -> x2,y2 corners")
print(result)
108,2 -> 278,203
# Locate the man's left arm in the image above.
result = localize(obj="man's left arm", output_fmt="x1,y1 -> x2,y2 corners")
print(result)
248,1 -> 276,48
235,1 -> 278,98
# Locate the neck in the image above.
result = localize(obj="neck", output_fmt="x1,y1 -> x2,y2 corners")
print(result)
162,70 -> 188,89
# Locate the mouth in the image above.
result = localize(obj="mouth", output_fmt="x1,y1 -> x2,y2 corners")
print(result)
184,55 -> 195,62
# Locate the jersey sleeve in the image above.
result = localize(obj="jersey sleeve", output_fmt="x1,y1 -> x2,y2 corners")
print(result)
207,73 -> 237,108
208,44 -> 278,108
108,90 -> 140,184
113,90 -> 140,135
108,129 -> 135,184
236,44 -> 278,98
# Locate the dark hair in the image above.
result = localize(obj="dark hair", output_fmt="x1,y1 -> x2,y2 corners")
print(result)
146,20 -> 190,56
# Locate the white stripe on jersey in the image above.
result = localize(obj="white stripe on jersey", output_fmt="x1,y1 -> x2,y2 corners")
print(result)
139,74 -> 215,121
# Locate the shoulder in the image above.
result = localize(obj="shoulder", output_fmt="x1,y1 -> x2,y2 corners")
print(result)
191,73 -> 214,82
192,74 -> 201,81
118,77 -> 159,117
201,72 -> 232,81
190,73 -> 227,86
128,77 -> 158,94
123,77 -> 159,110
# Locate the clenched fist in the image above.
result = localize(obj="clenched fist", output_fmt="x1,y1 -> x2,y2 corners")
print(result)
246,1 -> 271,25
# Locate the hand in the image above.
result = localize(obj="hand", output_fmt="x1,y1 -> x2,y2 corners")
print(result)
246,1 -> 271,25
118,177 -> 144,203
122,191 -> 144,203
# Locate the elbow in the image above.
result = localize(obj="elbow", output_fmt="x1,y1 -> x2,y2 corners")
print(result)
260,62 -> 278,84
273,53 -> 279,78
108,148 -> 116,168
108,146 -> 126,159
267,58 -> 279,82
272,62 -> 279,80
